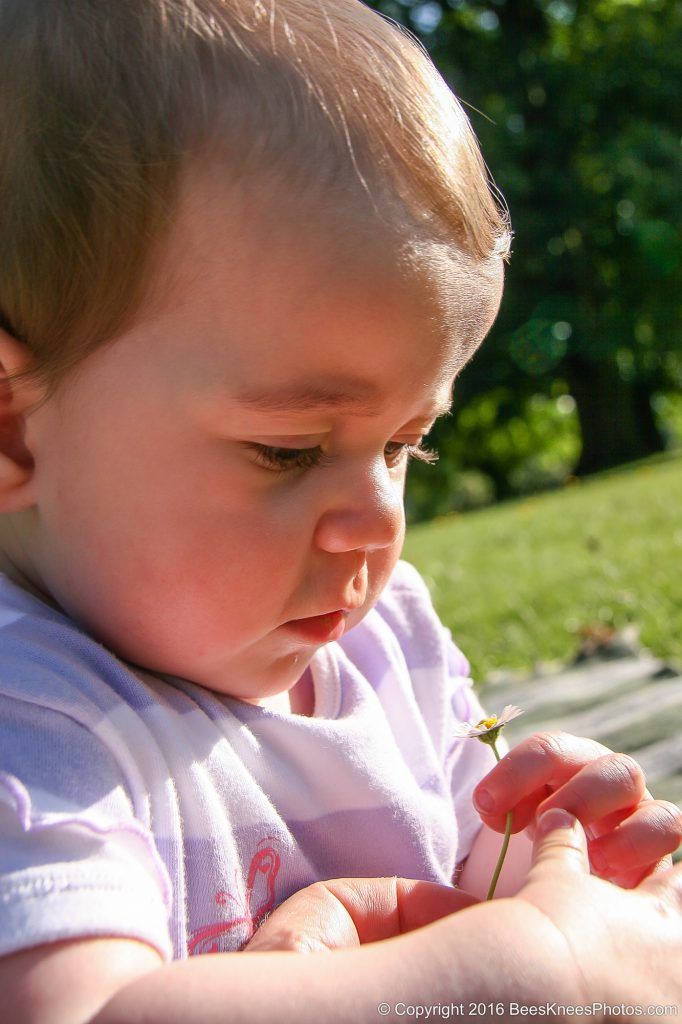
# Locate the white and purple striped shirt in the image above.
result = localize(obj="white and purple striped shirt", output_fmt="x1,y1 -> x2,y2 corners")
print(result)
0,560 -> 494,961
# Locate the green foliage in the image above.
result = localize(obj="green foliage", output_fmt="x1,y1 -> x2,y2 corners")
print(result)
404,453 -> 682,682
405,383 -> 581,519
434,0 -> 682,372
364,0 -> 682,494
653,392 -> 682,449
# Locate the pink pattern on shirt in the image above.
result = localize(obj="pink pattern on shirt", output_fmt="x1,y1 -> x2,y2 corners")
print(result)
188,838 -> 281,954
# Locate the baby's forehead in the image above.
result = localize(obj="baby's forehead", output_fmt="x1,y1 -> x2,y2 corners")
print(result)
393,237 -> 505,357
154,168 -> 503,352
47,188 -> 499,437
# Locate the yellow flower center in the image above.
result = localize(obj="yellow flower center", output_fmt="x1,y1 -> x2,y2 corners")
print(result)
477,716 -> 498,730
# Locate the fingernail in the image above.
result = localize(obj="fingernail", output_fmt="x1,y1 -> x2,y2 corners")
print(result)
473,789 -> 495,814
536,808 -> 576,836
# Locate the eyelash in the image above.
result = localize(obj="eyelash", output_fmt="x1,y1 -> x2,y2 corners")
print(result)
244,441 -> 438,473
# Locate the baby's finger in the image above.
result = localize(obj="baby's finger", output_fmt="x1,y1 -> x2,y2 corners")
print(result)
585,803 -> 643,837
473,732 -> 613,821
394,878 -> 481,931
606,856 -> 672,891
477,785 -> 551,835
638,855 -> 682,907
587,799 -> 682,878
245,876 -> 479,953
322,876 -> 479,941
535,752 -> 647,827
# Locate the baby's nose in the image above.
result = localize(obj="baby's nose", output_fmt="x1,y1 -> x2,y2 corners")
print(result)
312,461 -> 404,554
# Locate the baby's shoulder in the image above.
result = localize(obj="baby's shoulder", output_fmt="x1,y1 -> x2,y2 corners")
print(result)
372,559 -> 439,631
382,558 -> 432,596
367,560 -> 471,681
0,573 -> 150,720
345,559 -> 446,671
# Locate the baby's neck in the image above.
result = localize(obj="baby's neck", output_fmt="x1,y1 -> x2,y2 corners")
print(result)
257,669 -> 315,717
0,518 -> 58,611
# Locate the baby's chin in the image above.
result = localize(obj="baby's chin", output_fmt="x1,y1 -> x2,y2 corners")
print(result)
80,590 -> 377,701
165,641 -> 319,703
192,610 -> 378,703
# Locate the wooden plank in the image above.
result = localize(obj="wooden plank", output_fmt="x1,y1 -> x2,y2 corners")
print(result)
480,655 -> 664,719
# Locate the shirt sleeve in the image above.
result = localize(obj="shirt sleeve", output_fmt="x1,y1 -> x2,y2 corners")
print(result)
0,694 -> 173,960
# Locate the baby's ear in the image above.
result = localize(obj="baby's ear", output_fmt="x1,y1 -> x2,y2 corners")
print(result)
0,329 -> 45,513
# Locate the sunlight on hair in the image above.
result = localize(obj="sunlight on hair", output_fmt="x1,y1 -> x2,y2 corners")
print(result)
0,0 -> 510,397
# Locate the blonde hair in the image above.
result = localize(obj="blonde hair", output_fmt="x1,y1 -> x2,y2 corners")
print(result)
0,0 -> 510,395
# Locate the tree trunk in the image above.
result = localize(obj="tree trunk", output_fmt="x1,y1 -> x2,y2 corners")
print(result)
565,357 -> 666,476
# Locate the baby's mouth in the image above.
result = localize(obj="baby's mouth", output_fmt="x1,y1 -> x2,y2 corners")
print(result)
281,610 -> 348,644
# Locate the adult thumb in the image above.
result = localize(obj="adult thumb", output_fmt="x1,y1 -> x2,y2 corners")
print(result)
528,808 -> 591,885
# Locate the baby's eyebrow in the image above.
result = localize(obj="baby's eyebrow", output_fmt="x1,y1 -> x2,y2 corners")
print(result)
232,377 -> 382,414
231,377 -> 452,418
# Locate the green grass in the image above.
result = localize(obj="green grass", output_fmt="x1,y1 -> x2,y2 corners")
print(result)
403,453 -> 682,683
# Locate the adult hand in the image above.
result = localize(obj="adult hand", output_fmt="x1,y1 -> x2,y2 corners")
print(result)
505,807 -> 682,1014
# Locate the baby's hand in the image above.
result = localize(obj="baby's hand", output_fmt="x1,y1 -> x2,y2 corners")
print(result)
245,877 -> 479,953
472,731 -> 682,887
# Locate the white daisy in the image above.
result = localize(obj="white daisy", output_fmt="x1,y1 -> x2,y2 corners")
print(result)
452,704 -> 523,743
451,704 -> 524,900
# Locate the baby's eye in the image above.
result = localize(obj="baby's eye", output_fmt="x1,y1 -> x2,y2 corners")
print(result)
384,441 -> 438,467
244,443 -> 330,472
243,440 -> 438,474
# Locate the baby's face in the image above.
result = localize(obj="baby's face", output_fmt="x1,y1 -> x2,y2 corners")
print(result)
24,177 -> 503,702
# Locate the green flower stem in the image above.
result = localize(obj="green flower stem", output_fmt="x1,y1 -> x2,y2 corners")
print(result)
486,740 -> 512,901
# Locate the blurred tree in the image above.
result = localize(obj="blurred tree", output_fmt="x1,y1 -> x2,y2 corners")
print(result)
365,0 -> 682,484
